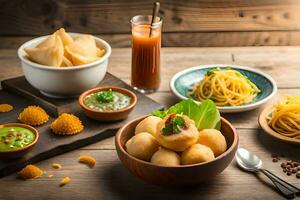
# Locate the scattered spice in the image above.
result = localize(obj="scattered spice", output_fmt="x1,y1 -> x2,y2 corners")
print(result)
60,177 -> 71,187
0,104 -> 13,113
78,155 -> 96,168
275,154 -> 300,179
19,165 -> 43,180
52,163 -> 62,169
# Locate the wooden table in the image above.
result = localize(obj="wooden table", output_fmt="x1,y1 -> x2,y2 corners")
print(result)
0,47 -> 300,200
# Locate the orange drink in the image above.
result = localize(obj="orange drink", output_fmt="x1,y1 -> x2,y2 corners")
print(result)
131,15 -> 162,93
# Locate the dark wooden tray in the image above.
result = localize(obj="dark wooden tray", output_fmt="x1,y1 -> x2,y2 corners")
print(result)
0,73 -> 163,177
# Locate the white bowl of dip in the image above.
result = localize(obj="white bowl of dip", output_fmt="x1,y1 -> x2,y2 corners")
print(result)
17,33 -> 111,98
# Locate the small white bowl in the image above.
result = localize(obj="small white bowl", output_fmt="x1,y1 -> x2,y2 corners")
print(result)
17,33 -> 112,98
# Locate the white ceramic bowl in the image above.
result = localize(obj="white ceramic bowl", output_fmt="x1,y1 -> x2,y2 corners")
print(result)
17,33 -> 111,98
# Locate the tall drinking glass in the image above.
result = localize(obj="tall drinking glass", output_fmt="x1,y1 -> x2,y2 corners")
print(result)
131,15 -> 162,94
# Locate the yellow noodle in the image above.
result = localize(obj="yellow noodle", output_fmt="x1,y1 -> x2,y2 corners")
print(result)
267,96 -> 300,139
191,68 -> 260,106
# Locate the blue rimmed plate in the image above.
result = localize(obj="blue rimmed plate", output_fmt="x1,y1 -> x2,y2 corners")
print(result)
170,64 -> 277,113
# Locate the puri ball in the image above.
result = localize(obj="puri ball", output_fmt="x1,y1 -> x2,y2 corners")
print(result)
156,114 -> 199,152
181,144 -> 215,165
198,129 -> 227,157
151,147 -> 180,166
125,132 -> 159,161
135,116 -> 162,136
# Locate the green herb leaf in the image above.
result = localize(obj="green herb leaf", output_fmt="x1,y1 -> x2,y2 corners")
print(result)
151,109 -> 168,118
152,99 -> 220,130
162,124 -> 173,135
172,115 -> 185,126
206,67 -> 220,76
96,89 -> 114,103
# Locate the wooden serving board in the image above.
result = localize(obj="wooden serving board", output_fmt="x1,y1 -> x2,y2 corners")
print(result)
0,73 -> 163,177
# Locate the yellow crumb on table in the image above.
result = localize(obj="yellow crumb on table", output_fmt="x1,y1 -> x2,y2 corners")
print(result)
60,177 -> 71,187
19,165 -> 43,180
48,174 -> 54,178
0,104 -> 13,113
51,113 -> 84,135
51,163 -> 62,169
78,155 -> 96,168
18,105 -> 49,126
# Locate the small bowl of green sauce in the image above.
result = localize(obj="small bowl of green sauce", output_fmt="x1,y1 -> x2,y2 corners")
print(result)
79,86 -> 137,121
0,123 -> 39,159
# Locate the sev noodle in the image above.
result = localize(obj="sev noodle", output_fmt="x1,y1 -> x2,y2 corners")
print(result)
267,96 -> 300,139
191,68 -> 260,106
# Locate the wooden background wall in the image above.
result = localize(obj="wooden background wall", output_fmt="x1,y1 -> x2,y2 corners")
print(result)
1,0 -> 300,48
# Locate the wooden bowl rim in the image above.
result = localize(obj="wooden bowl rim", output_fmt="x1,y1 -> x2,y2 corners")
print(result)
0,123 -> 39,153
258,105 -> 300,145
78,86 -> 137,114
116,115 -> 239,168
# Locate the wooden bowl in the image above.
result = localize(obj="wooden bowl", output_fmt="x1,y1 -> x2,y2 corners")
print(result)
78,86 -> 137,121
0,123 -> 39,159
259,105 -> 300,145
115,115 -> 239,186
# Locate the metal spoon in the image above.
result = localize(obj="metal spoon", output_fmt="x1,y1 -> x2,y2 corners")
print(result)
236,148 -> 300,199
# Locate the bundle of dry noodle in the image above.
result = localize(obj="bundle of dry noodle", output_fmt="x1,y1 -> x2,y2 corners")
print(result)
267,96 -> 300,139
191,68 -> 260,106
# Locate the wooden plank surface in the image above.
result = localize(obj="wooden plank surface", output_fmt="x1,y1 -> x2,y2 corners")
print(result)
2,31 -> 300,49
0,46 -> 300,199
2,0 -> 300,47
2,0 -> 300,35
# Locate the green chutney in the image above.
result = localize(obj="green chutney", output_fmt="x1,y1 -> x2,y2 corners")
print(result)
84,89 -> 131,112
0,127 -> 35,152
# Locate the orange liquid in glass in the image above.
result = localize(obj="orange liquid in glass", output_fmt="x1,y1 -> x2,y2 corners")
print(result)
131,25 -> 161,91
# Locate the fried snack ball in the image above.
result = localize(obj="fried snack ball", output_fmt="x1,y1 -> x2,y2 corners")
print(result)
156,114 -> 199,152
18,105 -> 49,126
51,113 -> 84,135
198,129 -> 227,157
151,147 -> 180,166
79,155 -> 96,168
135,116 -> 162,136
181,144 -> 215,165
125,132 -> 159,161
0,104 -> 13,113
19,164 -> 43,180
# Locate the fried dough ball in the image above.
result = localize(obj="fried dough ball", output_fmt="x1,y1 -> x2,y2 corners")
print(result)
51,113 -> 84,135
18,105 -> 49,126
156,114 -> 199,152
79,155 -> 96,168
19,164 -> 43,180
135,116 -> 162,136
198,129 -> 227,157
181,144 -> 215,165
125,132 -> 159,161
151,147 -> 180,166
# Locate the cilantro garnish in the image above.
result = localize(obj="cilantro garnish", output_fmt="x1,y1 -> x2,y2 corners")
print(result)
162,115 -> 186,136
96,89 -> 114,103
